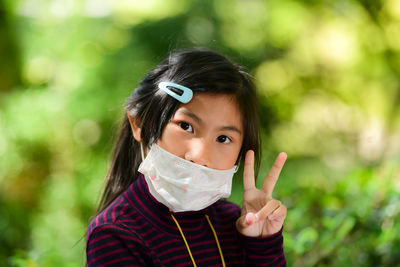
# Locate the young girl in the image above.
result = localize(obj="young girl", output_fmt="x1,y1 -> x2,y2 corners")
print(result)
86,48 -> 287,266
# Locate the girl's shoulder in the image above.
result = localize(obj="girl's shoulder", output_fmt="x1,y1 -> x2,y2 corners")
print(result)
87,193 -> 137,236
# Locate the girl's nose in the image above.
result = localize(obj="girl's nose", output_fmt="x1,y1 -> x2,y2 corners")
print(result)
185,139 -> 211,167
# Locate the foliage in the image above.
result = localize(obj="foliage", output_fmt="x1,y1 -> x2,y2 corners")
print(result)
0,0 -> 399,266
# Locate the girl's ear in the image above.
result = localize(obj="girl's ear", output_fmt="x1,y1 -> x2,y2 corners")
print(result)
127,113 -> 142,142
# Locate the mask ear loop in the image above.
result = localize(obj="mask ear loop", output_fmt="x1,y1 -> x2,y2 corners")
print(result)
233,161 -> 240,173
233,157 -> 241,173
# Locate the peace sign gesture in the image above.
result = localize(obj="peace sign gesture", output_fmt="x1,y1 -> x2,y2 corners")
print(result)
236,150 -> 287,237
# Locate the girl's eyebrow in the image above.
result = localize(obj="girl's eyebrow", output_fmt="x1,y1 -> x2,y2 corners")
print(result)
180,109 -> 202,124
219,126 -> 242,135
180,109 -> 242,135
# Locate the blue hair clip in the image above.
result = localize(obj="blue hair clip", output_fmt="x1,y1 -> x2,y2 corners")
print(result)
158,82 -> 193,104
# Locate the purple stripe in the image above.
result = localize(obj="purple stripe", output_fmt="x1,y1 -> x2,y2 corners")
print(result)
120,202 -> 128,215
181,226 -> 209,239
174,216 -> 209,223
140,225 -> 157,237
211,212 -> 238,223
112,197 -> 124,222
124,189 -> 162,223
224,252 -> 243,257
91,224 -> 128,233
103,207 -> 108,224
116,219 -> 145,227
127,186 -> 176,232
157,240 -> 219,257
95,215 -> 99,228
88,233 -> 115,247
276,258 -> 287,267
248,252 -> 284,259
89,224 -> 138,243
158,244 -> 186,257
217,202 -> 239,209
178,223 -> 206,233
122,209 -> 136,218
213,221 -> 237,230
152,238 -> 177,250
92,224 -> 144,242
115,217 -> 142,224
87,240 -> 122,258
194,254 -> 222,264
101,255 -> 137,266
228,260 -> 244,265
88,248 -> 130,264
163,252 -> 192,264
221,243 -> 242,250
187,239 -> 219,249
191,247 -> 220,256
218,236 -> 237,243
147,233 -> 164,243
251,233 -> 282,245
215,202 -> 240,213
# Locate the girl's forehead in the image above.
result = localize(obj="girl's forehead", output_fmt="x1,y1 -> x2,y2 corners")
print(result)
174,93 -> 243,129
180,93 -> 238,108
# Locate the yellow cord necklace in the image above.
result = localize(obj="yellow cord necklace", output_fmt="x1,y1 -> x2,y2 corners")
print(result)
170,213 -> 226,267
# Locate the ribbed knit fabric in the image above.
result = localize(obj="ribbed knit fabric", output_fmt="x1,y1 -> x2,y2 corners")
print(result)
86,174 -> 286,266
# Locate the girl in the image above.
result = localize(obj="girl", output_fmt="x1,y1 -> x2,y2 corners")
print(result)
86,48 -> 287,266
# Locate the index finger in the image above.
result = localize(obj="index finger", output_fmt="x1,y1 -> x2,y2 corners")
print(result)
243,150 -> 255,191
262,152 -> 287,196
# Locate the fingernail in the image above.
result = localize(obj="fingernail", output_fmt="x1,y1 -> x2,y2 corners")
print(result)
255,213 -> 259,222
268,214 -> 275,220
245,214 -> 252,224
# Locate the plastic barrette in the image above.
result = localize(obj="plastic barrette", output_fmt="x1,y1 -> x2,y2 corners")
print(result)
158,82 -> 193,104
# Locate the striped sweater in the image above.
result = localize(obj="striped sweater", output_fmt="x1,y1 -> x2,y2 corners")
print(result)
86,174 -> 286,266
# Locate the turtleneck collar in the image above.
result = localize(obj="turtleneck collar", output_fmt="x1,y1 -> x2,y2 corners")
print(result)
124,174 -> 210,234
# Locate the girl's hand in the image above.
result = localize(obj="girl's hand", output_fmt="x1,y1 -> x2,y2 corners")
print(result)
236,150 -> 287,237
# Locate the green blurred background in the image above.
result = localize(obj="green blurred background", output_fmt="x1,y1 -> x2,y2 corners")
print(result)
1,0 -> 400,266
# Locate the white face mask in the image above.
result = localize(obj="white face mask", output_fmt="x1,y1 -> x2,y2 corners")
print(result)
138,144 -> 238,212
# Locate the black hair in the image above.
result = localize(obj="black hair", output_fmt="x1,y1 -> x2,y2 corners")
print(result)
97,48 -> 261,213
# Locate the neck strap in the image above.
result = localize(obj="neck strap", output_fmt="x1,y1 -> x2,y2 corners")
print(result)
170,213 -> 226,267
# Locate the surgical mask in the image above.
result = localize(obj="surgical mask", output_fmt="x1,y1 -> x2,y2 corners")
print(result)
138,144 -> 238,212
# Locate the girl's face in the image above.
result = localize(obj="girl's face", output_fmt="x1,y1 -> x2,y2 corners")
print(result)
157,93 -> 244,170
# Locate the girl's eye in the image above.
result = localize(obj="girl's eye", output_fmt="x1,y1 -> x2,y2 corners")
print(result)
178,122 -> 193,133
217,135 -> 232,144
